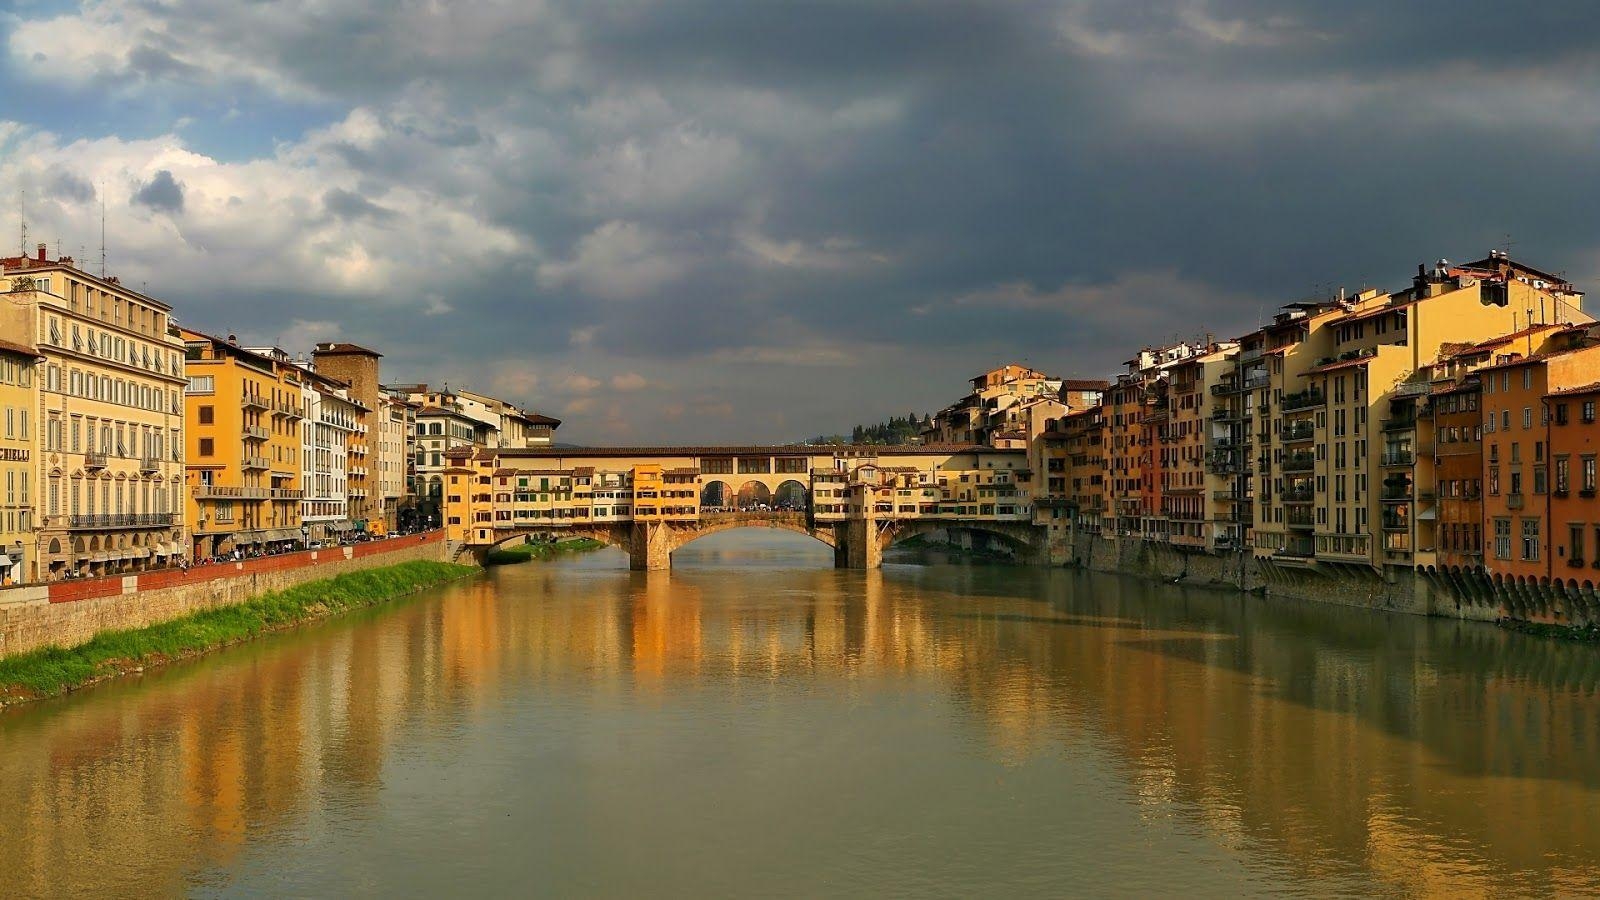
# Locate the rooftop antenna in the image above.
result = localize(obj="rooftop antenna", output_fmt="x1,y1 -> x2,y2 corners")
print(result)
1503,231 -> 1516,258
18,189 -> 26,257
99,187 -> 107,278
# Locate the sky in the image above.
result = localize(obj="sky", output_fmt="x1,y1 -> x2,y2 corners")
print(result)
3,1 -> 1600,445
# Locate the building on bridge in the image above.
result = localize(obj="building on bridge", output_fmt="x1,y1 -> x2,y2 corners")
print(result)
445,445 -> 1046,570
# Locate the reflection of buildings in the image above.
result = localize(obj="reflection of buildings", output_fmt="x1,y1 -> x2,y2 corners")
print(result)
3,561 -> 1600,893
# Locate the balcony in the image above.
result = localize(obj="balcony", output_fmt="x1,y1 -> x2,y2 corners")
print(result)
69,513 -> 176,529
270,488 -> 303,500
84,450 -> 107,469
1287,510 -> 1314,529
1383,416 -> 1417,433
1282,454 -> 1315,473
1282,422 -> 1315,443
275,399 -> 304,419
193,485 -> 269,500
242,393 -> 270,411
1381,483 -> 1413,501
1382,515 -> 1411,531
1381,449 -> 1415,467
1210,380 -> 1237,397
1507,493 -> 1524,510
349,442 -> 369,456
139,455 -> 161,473
1214,490 -> 1252,502
1282,487 -> 1314,503
242,455 -> 270,470
1393,379 -> 1433,399
243,424 -> 270,441
1242,374 -> 1270,391
1282,390 -> 1324,412
1210,409 -> 1240,424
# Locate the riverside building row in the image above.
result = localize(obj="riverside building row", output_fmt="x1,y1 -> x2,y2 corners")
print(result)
1024,251 -> 1600,582
0,247 -> 559,583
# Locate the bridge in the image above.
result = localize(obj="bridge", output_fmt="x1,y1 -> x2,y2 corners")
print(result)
443,445 -> 1048,570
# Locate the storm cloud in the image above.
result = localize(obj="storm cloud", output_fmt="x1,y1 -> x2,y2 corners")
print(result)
5,1 -> 1600,443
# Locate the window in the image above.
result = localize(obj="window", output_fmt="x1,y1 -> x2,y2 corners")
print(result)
1586,456 -> 1598,494
1556,456 -> 1570,493
1586,401 -> 1597,424
199,438 -> 214,457
1521,518 -> 1540,562
1570,524 -> 1585,564
187,375 -> 215,395
1494,518 -> 1512,559
1524,407 -> 1533,430
1557,403 -> 1570,425
198,405 -> 214,425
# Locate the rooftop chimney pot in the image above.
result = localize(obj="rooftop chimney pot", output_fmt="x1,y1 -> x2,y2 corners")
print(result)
35,243 -> 46,262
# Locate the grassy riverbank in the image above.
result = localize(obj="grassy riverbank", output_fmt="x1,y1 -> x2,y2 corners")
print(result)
0,559 -> 477,707
484,538 -> 605,566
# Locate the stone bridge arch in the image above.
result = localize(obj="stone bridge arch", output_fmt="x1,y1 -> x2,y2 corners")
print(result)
875,518 -> 1045,562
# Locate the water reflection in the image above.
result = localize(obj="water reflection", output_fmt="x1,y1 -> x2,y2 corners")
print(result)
0,530 -> 1597,895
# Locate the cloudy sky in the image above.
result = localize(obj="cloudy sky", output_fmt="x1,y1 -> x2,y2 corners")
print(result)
3,1 -> 1599,444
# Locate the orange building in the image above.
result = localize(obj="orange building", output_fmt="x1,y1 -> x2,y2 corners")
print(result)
1479,337 -> 1600,579
1546,382 -> 1600,576
179,329 -> 305,558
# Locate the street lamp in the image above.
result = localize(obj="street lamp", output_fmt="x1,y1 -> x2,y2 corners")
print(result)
300,524 -> 311,549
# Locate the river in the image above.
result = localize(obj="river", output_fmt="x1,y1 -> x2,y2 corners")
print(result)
2,529 -> 1599,897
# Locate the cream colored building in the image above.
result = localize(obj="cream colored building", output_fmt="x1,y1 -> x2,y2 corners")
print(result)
1,247 -> 187,579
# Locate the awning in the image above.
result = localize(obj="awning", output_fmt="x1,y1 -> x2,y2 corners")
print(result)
0,556 -> 14,569
331,521 -> 354,532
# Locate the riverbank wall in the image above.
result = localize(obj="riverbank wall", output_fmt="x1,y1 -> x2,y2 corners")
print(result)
0,532 -> 450,659
1067,532 -> 1594,628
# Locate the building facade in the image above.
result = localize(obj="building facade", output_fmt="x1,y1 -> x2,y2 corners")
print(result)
1,248 -> 187,579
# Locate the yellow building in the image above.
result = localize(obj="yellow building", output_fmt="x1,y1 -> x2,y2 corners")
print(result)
0,338 -> 41,582
179,329 -> 305,558
1,247 -> 187,579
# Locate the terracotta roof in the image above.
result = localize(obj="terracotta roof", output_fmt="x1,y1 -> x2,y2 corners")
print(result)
523,413 -> 562,426
493,443 -> 1015,458
1302,356 -> 1374,376
0,337 -> 41,358
1546,381 -> 1600,398
664,467 -> 700,476
1337,300 -> 1415,327
1061,379 -> 1110,391
493,468 -> 571,477
314,342 -> 382,357
572,466 -> 595,477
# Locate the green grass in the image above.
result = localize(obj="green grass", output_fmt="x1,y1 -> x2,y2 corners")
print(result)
0,559 -> 477,702
484,537 -> 605,566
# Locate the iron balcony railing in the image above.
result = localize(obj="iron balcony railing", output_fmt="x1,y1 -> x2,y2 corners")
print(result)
84,450 -> 107,468
1282,454 -> 1316,473
1282,390 -> 1325,412
193,485 -> 269,500
1383,416 -> 1417,432
242,393 -> 270,410
1381,449 -> 1415,467
242,456 -> 271,470
1282,422 -> 1315,442
139,455 -> 162,473
243,424 -> 270,441
69,513 -> 176,529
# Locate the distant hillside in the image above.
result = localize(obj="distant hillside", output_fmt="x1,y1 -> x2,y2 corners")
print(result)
808,414 -> 930,446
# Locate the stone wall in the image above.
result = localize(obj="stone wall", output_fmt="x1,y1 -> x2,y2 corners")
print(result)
1067,530 -> 1510,624
0,532 -> 449,659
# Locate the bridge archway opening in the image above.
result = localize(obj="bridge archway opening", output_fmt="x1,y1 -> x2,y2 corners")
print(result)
700,480 -> 733,511
773,480 -> 809,512
736,481 -> 772,511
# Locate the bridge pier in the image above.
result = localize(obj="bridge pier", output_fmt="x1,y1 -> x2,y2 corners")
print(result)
629,521 -> 674,571
838,518 -> 883,570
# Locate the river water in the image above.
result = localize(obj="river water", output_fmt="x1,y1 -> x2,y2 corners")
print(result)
3,530 -> 1600,897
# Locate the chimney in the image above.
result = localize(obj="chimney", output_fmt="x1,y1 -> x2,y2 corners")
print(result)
35,243 -> 46,262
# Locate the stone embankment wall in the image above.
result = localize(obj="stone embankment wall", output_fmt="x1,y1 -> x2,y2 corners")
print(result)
0,532 -> 449,659
1068,532 -> 1513,625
